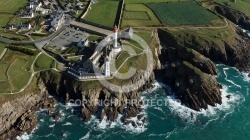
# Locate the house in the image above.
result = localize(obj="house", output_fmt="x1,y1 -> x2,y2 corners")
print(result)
6,24 -> 18,30
20,24 -> 32,30
77,37 -> 89,49
21,11 -> 34,18
43,0 -> 50,6
39,9 -> 49,15
66,3 -> 72,8
47,11 -> 65,32
26,1 -> 42,11
75,2 -> 84,9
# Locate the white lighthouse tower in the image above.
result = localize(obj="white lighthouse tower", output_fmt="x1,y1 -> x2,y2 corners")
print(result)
104,58 -> 111,77
113,25 -> 121,53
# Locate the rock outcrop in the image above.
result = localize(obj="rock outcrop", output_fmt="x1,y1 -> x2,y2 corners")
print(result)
0,86 -> 56,140
157,24 -> 250,110
214,5 -> 250,30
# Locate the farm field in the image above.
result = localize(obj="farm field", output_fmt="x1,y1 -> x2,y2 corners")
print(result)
146,1 -> 220,25
121,4 -> 161,27
34,54 -> 55,71
124,0 -> 187,3
0,42 -> 7,54
0,49 -> 35,93
84,0 -> 120,27
216,0 -> 250,16
0,14 -> 14,29
0,0 -> 27,13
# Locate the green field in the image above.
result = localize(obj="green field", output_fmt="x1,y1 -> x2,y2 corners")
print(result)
0,49 -> 34,93
34,54 -> 55,71
115,51 -> 130,69
0,42 -> 6,54
123,11 -> 150,20
0,14 -> 13,29
84,0 -> 120,27
216,0 -> 250,16
0,0 -> 28,13
121,4 -> 161,27
146,1 -> 220,25
124,0 -> 187,3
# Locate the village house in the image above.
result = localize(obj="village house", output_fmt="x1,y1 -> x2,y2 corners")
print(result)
77,37 -> 89,50
21,0 -> 42,19
20,24 -> 32,30
46,11 -> 65,32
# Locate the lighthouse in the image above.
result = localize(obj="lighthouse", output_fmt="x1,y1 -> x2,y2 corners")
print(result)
113,25 -> 121,53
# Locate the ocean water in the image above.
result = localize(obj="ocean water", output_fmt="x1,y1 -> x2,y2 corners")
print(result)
16,64 -> 250,140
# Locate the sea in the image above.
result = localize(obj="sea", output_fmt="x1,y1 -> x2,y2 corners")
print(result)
16,31 -> 250,140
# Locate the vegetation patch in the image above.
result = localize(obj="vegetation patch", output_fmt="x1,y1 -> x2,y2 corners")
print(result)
0,14 -> 13,29
84,0 -> 119,27
115,51 -> 130,69
0,0 -> 28,13
0,49 -> 35,93
8,65 -> 26,79
8,45 -> 39,56
123,11 -> 150,20
0,63 -> 9,80
216,0 -> 250,16
121,4 -> 161,27
34,54 -> 55,71
146,1 -> 220,25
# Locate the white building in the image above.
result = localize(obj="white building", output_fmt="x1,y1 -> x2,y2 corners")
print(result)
20,24 -> 32,30
21,12 -> 34,18
104,59 -> 111,77
77,37 -> 89,49
113,25 -> 121,53
48,11 -> 65,32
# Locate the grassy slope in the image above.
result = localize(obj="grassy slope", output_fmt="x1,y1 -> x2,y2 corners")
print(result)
216,0 -> 250,16
0,42 -> 6,54
0,49 -> 34,93
0,14 -> 13,28
84,0 -> 119,27
0,0 -> 28,13
34,54 -> 55,71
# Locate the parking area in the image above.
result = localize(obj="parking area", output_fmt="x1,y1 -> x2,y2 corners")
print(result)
50,27 -> 89,50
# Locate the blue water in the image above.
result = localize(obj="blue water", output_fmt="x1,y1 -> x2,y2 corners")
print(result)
17,65 -> 250,140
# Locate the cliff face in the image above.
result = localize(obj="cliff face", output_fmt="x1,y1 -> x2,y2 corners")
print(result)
157,23 -> 250,111
214,5 -> 250,30
37,65 -> 155,124
0,86 -> 56,140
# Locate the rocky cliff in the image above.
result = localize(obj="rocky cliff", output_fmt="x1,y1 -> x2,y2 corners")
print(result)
157,19 -> 250,110
0,85 -> 56,140
214,5 -> 250,30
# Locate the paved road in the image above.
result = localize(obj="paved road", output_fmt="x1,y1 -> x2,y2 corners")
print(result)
70,21 -> 113,36
0,25 -> 67,44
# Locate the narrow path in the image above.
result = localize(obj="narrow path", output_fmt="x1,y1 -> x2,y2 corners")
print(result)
2,52 -> 42,95
0,48 -> 7,60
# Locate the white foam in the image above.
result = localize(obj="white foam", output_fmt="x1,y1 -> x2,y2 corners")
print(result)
79,130 -> 91,140
62,122 -> 72,126
223,67 -> 228,78
242,72 -> 250,82
49,124 -> 55,128
16,132 -> 32,140
225,79 -> 242,88
96,116 -> 110,129
165,86 -> 242,122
